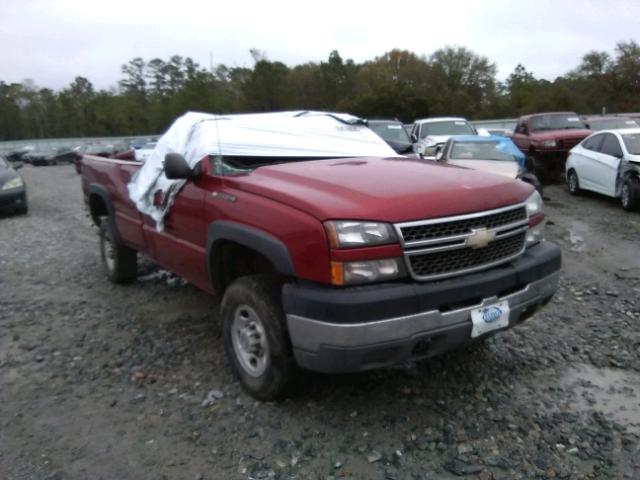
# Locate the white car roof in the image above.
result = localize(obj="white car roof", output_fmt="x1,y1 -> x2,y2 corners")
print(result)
415,117 -> 468,124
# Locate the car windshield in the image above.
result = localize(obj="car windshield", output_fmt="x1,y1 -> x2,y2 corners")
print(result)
368,122 -> 410,143
622,133 -> 640,155
589,119 -> 639,131
530,114 -> 585,131
421,121 -> 474,138
449,141 -> 516,161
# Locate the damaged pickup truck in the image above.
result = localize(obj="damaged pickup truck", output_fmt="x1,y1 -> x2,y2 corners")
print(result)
81,111 -> 562,400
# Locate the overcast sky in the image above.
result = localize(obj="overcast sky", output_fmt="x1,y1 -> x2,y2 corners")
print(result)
1,0 -> 639,90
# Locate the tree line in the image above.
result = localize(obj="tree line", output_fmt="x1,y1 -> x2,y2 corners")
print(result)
1,41 -> 640,140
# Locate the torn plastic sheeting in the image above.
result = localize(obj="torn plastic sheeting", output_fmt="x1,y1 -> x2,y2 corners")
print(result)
127,111 -> 397,230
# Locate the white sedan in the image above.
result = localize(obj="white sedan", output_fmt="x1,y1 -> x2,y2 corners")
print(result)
565,128 -> 640,210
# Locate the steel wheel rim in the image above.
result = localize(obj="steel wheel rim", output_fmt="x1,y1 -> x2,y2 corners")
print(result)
231,304 -> 269,377
622,183 -> 630,207
102,228 -> 115,272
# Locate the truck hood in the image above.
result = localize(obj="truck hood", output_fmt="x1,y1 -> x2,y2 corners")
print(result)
531,129 -> 592,141
228,157 -> 533,222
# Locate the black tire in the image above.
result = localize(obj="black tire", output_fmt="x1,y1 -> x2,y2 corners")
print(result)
621,177 -> 640,211
567,169 -> 580,195
221,275 -> 295,401
99,217 -> 137,283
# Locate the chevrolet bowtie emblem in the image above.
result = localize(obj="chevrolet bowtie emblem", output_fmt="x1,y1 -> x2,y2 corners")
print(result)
466,227 -> 496,249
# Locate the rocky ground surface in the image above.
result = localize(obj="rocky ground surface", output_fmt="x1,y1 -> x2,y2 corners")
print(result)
2,165 -> 640,480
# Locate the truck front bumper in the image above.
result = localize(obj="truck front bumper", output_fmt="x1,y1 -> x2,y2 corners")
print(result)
283,240 -> 561,373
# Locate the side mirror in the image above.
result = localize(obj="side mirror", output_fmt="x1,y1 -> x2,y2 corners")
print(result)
435,149 -> 444,161
164,153 -> 196,180
411,133 -> 418,143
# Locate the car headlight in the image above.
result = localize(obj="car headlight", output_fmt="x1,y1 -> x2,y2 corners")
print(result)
541,140 -> 557,148
2,176 -> 24,190
525,190 -> 543,217
331,258 -> 405,285
525,191 -> 544,247
324,221 -> 396,248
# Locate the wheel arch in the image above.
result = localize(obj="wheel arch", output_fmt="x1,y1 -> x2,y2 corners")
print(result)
207,221 -> 295,293
88,184 -> 122,243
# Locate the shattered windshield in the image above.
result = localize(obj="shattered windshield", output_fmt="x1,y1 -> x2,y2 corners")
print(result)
530,114 -> 585,131
622,133 -> 640,155
449,141 -> 516,161
210,155 -> 339,176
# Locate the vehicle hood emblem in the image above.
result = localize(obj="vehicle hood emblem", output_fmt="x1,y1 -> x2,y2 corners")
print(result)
466,227 -> 496,249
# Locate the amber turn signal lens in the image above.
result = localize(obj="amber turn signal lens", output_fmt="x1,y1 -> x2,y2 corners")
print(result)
330,261 -> 344,286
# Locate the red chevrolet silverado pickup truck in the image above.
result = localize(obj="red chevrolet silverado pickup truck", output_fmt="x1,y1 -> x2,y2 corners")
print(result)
511,112 -> 591,183
81,151 -> 561,399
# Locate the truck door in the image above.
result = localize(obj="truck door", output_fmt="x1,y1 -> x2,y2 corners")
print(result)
149,165 -> 210,292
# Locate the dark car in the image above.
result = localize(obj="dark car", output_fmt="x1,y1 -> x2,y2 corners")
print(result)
53,146 -> 82,164
367,119 -> 415,154
0,156 -> 27,214
24,148 -> 60,166
6,147 -> 34,164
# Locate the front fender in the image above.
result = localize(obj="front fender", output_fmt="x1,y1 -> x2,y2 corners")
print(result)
207,220 -> 295,289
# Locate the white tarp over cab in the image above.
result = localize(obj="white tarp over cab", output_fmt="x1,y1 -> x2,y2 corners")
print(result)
128,110 -> 397,229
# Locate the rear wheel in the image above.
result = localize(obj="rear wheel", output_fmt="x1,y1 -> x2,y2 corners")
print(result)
621,177 -> 640,211
99,217 -> 137,283
221,275 -> 295,400
567,169 -> 580,195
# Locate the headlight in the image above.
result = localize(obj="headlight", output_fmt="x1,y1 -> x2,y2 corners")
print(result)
541,140 -> 557,148
324,221 -> 396,248
331,258 -> 405,285
525,191 -> 544,247
525,191 -> 543,217
2,176 -> 24,190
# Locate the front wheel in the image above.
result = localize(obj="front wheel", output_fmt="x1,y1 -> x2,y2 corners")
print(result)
621,177 -> 640,211
567,170 -> 580,195
221,275 -> 295,401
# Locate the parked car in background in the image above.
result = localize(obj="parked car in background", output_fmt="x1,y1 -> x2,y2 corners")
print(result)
581,115 -> 639,131
53,145 -> 82,164
24,148 -> 60,166
367,119 -> 415,154
410,117 -> 476,158
486,128 -> 513,137
6,147 -> 34,164
511,112 -> 591,183
566,128 -> 640,210
435,135 -> 542,193
0,156 -> 27,214
135,142 -> 158,162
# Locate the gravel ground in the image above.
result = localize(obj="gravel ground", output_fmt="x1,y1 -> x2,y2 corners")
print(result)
2,165 -> 640,480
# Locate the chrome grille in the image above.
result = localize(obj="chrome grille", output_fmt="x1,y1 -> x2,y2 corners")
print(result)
408,232 -> 526,278
400,207 -> 526,245
395,204 -> 528,281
